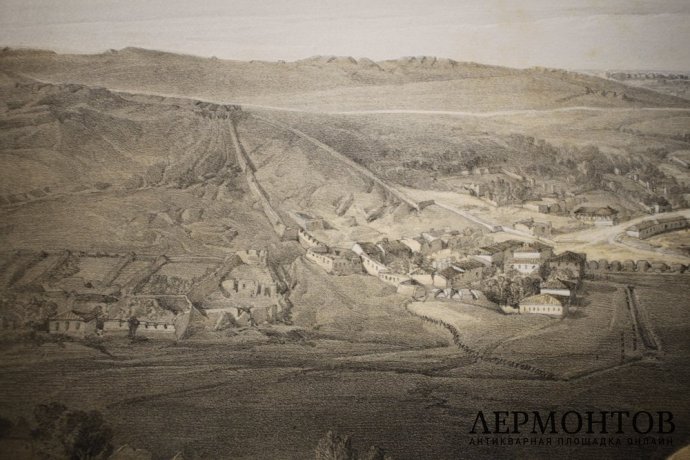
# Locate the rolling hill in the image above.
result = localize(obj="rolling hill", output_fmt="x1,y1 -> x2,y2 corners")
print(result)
2,47 -> 689,112
1,47 -> 689,256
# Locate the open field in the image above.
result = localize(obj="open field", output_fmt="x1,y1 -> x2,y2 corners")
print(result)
646,229 -> 690,255
407,279 -> 647,380
495,281 -> 638,378
0,279 -> 688,460
289,257 -> 450,348
408,300 -> 552,352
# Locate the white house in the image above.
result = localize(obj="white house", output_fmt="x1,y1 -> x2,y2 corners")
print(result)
626,216 -> 688,239
508,258 -> 542,275
352,242 -> 389,276
378,271 -> 410,287
400,237 -> 423,253
519,294 -> 565,317
305,247 -> 362,275
507,242 -> 554,274
409,267 -> 434,286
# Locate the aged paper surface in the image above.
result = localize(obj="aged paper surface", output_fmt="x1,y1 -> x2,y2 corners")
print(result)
0,1 -> 688,459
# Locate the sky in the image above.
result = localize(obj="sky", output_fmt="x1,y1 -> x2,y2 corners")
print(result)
1,0 -> 689,70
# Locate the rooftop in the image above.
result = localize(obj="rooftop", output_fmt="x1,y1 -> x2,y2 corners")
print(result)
549,251 -> 586,264
51,310 -> 95,322
509,258 -> 542,265
574,205 -> 619,216
541,278 -> 571,289
513,241 -> 552,253
515,218 -> 551,229
628,216 -> 688,232
452,259 -> 485,271
376,239 -> 413,258
438,259 -> 485,278
478,239 -> 524,254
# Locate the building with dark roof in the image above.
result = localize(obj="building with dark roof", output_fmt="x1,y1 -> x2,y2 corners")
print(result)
474,240 -> 524,265
434,259 -> 484,289
641,196 -> 672,214
291,211 -> 325,231
548,251 -> 586,278
573,206 -> 619,226
514,218 -> 552,238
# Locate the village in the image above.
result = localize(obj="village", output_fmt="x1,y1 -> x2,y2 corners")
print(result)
0,89 -> 688,350
0,191 -> 688,344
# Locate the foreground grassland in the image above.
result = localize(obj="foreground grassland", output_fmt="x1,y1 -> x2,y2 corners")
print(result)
0,275 -> 687,459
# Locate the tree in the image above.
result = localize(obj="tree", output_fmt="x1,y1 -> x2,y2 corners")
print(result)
506,281 -> 525,306
127,316 -> 140,338
314,431 -> 357,460
32,403 -> 113,460
361,446 -> 393,460
60,410 -> 113,460
0,416 -> 13,439
483,276 -> 512,306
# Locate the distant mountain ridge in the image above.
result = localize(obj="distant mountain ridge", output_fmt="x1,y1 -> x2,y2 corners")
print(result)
2,47 -> 689,112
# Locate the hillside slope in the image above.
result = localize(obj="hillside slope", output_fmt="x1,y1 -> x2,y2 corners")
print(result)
1,48 -> 688,112
0,75 -> 280,254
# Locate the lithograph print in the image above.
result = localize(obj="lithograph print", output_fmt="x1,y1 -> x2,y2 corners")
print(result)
0,1 -> 689,459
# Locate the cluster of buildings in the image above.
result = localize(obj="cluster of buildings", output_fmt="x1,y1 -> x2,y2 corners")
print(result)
296,218 -> 586,318
473,240 -> 584,317
522,196 -> 585,215
48,294 -> 199,339
522,196 -> 626,227
45,247 -> 291,339
305,246 -> 362,276
205,249 -> 288,328
475,240 -> 555,275
516,251 -> 586,318
357,237 -> 488,297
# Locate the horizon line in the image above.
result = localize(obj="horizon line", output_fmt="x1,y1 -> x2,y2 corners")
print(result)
3,44 -> 690,74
